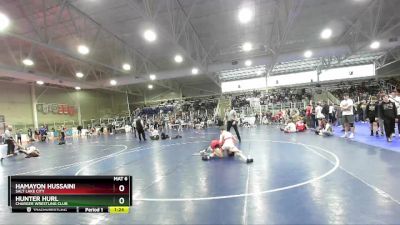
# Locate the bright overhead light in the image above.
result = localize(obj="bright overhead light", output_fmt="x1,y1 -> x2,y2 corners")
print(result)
245,60 -> 252,66
0,12 -> 10,31
77,44 -> 90,55
174,55 -> 183,63
122,63 -> 131,71
320,28 -> 332,39
143,29 -> 157,42
370,41 -> 380,49
242,42 -> 253,52
191,67 -> 199,75
75,72 -> 84,78
22,58 -> 34,66
148,84 -> 153,89
304,50 -> 313,58
110,79 -> 117,86
75,86 -> 81,90
36,80 -> 44,85
238,7 -> 253,24
149,74 -> 156,80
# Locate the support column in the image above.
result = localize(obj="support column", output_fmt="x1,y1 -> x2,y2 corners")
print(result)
179,86 -> 183,101
76,92 -> 82,125
126,91 -> 131,117
31,84 -> 39,129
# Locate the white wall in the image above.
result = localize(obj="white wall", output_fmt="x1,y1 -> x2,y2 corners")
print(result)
267,71 -> 317,87
221,77 -> 267,93
319,64 -> 375,81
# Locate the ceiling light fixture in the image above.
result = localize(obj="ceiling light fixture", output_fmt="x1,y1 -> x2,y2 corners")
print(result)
0,12 -> 10,31
36,80 -> 44,85
22,58 -> 34,66
75,72 -> 84,78
191,67 -> 199,75
304,50 -> 313,58
143,29 -> 157,42
174,55 -> 183,63
238,7 -> 253,24
242,42 -> 253,52
75,86 -> 81,90
77,44 -> 90,55
149,74 -> 156,80
122,63 -> 131,71
320,28 -> 332,39
245,60 -> 252,66
110,80 -> 117,86
370,41 -> 380,49
148,84 -> 153,89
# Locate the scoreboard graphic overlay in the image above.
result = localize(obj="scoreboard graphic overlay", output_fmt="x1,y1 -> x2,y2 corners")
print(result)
8,176 -> 132,213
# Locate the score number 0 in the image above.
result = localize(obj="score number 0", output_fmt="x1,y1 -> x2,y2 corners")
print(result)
118,185 -> 125,205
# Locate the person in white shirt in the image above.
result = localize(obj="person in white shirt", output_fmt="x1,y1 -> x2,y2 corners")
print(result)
4,126 -> 15,156
329,103 -> 335,123
280,121 -> 296,133
315,102 -> 325,128
315,119 -> 333,136
207,128 -> 253,163
149,128 -> 160,140
340,93 -> 355,138
1,144 -> 40,162
390,90 -> 400,137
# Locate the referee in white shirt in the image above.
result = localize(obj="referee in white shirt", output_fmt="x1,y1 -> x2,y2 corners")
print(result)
4,126 -> 15,156
227,107 -> 241,142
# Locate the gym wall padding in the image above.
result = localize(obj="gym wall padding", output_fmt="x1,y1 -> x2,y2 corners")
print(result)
0,82 -> 129,126
0,82 -> 33,125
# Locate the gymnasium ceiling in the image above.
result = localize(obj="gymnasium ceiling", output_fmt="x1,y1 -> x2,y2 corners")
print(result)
0,0 -> 400,96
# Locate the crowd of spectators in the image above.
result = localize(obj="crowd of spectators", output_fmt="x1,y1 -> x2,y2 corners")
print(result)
230,89 -> 311,108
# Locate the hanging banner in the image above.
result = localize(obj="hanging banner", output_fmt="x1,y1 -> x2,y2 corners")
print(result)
43,104 -> 49,114
68,106 -> 75,116
35,103 -> 76,116
36,103 -> 43,112
51,104 -> 58,114
63,104 -> 69,114
58,104 -> 64,114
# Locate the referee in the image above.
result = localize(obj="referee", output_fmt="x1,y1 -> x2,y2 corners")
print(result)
227,107 -> 241,142
4,126 -> 15,156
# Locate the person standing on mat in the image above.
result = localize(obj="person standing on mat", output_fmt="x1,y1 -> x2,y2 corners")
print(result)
4,126 -> 15,156
77,125 -> 82,136
135,116 -> 146,141
27,128 -> 34,142
340,93 -> 355,139
227,107 -> 241,142
132,119 -> 137,138
366,99 -> 378,136
389,90 -> 400,137
16,129 -> 22,145
380,94 -> 397,142
376,95 -> 385,136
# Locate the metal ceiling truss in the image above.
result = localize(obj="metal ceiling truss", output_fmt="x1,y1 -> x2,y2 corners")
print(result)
218,51 -> 382,81
337,0 -> 400,55
266,0 -> 305,75
315,0 -> 399,73
125,0 -> 220,87
375,46 -> 400,70
218,65 -> 266,82
1,0 -> 159,93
